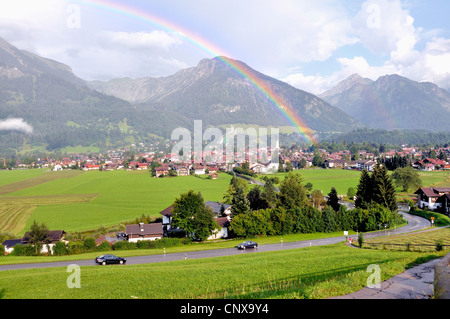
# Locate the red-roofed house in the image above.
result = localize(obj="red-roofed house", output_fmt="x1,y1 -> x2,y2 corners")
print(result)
415,187 -> 450,211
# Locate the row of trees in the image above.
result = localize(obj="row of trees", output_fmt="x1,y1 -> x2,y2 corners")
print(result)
228,169 -> 403,238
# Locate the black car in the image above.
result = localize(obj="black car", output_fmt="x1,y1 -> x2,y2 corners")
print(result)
95,254 -> 127,265
237,241 -> 258,250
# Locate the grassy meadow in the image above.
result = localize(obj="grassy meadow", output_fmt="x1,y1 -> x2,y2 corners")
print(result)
364,227 -> 450,252
0,168 -> 448,236
265,169 -> 361,195
0,169 -> 232,235
0,243 -> 444,299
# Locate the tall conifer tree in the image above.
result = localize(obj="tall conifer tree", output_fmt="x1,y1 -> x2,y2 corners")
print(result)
372,164 -> 397,211
355,169 -> 373,209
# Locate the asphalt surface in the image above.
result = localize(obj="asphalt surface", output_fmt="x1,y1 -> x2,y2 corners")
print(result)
0,211 -> 432,272
332,257 -> 441,299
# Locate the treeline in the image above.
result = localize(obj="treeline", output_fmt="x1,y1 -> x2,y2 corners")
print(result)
322,128 -> 450,147
227,169 -> 403,238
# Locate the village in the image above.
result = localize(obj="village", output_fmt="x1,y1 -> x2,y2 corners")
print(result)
5,143 -> 450,176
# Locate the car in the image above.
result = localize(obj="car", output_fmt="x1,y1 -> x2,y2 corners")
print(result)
95,254 -> 127,265
237,241 -> 258,250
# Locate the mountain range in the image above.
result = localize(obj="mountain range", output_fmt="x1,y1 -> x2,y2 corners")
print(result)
0,36 -> 449,155
319,73 -> 450,132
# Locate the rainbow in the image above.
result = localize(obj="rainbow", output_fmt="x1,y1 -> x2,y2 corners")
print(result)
73,0 -> 317,144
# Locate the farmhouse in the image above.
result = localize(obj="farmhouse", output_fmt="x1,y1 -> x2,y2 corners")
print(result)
1,239 -> 23,255
356,160 -> 376,171
415,187 -> 450,211
160,205 -> 174,236
205,201 -> 231,217
3,230 -> 68,255
125,223 -> 164,242
155,166 -> 169,177
174,165 -> 190,176
193,165 -> 206,175
208,216 -> 231,240
325,159 -> 348,169
83,164 -> 100,171
159,203 -> 231,239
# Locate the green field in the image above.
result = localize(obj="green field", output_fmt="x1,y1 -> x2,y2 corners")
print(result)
265,168 -> 450,197
0,170 -> 232,235
0,168 -> 448,236
365,228 -> 450,252
259,169 -> 361,195
0,243 -> 443,299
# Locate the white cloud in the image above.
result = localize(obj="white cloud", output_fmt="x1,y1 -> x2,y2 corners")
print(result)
0,118 -> 33,134
102,31 -> 182,50
284,0 -> 450,94
0,0 -> 448,92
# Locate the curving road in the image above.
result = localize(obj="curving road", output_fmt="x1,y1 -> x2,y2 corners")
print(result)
0,211 -> 432,271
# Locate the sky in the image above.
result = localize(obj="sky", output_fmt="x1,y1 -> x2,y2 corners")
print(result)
0,0 -> 449,94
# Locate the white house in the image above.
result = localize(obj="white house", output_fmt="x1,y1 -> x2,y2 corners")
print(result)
208,217 -> 231,240
125,223 -> 164,242
415,187 -> 450,211
159,204 -> 231,239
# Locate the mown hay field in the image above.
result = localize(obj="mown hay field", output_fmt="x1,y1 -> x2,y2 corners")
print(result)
0,169 -> 232,234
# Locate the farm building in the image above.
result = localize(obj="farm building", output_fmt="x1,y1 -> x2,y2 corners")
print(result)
125,222 -> 164,242
415,187 -> 450,212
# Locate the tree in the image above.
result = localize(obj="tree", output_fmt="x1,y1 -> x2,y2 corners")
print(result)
391,166 -> 422,192
27,221 -> 51,255
304,182 -> 313,193
322,206 -> 337,233
372,164 -> 397,212
355,169 -> 373,209
327,187 -> 341,212
191,206 -> 219,241
311,189 -> 324,209
285,161 -> 294,172
312,153 -> 324,167
278,172 -> 307,210
347,187 -> 356,200
171,190 -> 207,238
231,185 -> 251,217
263,178 -> 278,208
247,186 -> 269,211
223,175 -> 248,204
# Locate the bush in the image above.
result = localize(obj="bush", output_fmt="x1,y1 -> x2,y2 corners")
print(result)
112,240 -> 137,250
358,232 -> 364,248
0,244 -> 4,256
83,237 -> 96,251
11,244 -> 35,256
435,239 -> 444,252
53,241 -> 68,256
67,241 -> 84,255
96,240 -> 112,251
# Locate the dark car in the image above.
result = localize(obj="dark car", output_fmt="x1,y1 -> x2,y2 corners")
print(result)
237,241 -> 258,250
95,254 -> 127,265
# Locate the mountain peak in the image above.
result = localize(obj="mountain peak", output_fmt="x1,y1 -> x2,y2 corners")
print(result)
320,72 -> 450,132
0,36 -> 84,85
319,73 -> 372,99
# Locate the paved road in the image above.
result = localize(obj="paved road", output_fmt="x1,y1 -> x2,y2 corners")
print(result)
332,257 -> 441,299
0,211 -> 431,272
